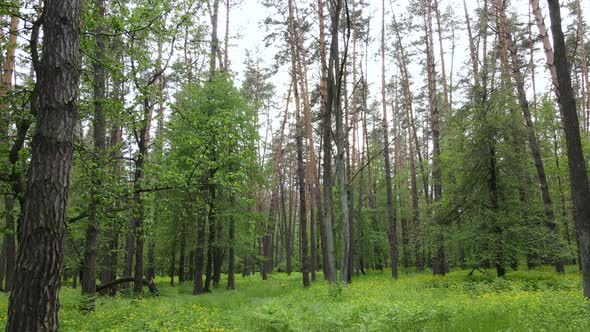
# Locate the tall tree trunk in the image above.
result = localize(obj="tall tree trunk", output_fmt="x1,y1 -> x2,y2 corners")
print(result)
204,197 -> 215,290
334,1 -> 350,284
0,0 -> 20,293
262,85 -> 291,280
281,174 -> 292,275
381,0 -> 398,279
101,122 -> 121,289
7,0 -> 81,328
294,7 -> 320,282
321,0 -> 339,284
227,197 -> 236,290
547,0 -> 590,298
425,0 -> 445,276
132,96 -> 153,295
82,0 -> 107,298
288,0 -> 309,286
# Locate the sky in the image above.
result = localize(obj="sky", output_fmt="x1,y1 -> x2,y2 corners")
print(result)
225,0 -> 590,136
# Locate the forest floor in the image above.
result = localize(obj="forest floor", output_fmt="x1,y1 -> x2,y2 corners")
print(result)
1,266 -> 589,331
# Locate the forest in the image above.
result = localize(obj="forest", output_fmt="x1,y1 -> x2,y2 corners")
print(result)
1,0 -> 590,330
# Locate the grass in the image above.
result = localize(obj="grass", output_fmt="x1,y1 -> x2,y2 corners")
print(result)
1,266 -> 589,331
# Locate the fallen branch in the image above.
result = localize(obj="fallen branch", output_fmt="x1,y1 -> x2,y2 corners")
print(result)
96,277 -> 158,295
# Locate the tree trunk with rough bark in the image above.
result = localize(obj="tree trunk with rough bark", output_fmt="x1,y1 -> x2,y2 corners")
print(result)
7,0 -> 81,329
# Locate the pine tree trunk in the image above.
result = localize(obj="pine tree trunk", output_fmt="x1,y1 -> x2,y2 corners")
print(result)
381,0 -> 398,279
425,1 -> 445,276
6,0 -> 81,329
547,0 -> 590,298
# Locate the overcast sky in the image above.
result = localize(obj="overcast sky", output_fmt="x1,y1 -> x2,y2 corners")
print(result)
225,0 -> 590,135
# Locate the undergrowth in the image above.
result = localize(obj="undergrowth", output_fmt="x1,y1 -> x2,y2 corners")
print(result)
0,266 -> 589,331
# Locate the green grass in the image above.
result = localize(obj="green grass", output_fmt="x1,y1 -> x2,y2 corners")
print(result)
1,266 -> 590,331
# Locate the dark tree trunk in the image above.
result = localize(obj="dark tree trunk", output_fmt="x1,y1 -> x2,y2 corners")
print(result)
204,200 -> 215,291
193,210 -> 206,294
178,225 -> 186,284
297,112 -> 310,287
281,175 -> 292,275
227,201 -> 235,290
6,0 -> 81,329
547,0 -> 590,297
81,0 -> 107,298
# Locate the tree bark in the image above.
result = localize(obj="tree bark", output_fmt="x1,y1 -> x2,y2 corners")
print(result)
547,0 -> 590,298
7,0 -> 81,329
